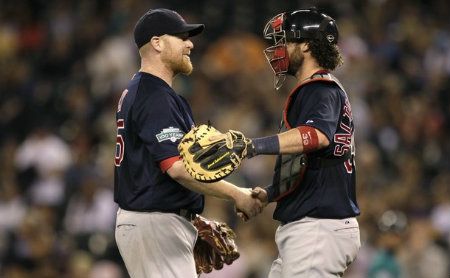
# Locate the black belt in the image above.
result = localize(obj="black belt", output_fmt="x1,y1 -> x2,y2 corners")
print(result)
122,207 -> 197,221
178,209 -> 197,221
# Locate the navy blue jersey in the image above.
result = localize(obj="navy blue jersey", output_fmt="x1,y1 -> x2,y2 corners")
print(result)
114,72 -> 203,213
268,78 -> 359,222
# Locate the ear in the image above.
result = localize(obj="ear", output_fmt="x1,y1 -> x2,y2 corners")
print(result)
300,42 -> 310,53
150,36 -> 163,52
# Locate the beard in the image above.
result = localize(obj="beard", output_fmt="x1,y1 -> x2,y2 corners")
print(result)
287,44 -> 304,76
174,55 -> 193,75
162,52 -> 193,76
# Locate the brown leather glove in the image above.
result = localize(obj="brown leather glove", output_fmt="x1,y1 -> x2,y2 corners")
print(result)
192,215 -> 240,274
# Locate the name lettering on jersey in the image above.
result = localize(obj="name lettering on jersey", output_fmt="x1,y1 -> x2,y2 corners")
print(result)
342,100 -> 353,120
117,89 -> 128,112
333,97 -> 353,157
333,97 -> 354,173
156,127 -> 184,143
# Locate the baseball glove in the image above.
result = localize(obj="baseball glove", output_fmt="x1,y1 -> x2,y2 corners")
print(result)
178,124 -> 252,182
193,215 -> 240,274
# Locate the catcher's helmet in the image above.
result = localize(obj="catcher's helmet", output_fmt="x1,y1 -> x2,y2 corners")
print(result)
263,7 -> 339,89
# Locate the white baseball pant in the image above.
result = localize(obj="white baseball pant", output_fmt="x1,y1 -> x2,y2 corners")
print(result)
268,217 -> 360,278
115,208 -> 198,278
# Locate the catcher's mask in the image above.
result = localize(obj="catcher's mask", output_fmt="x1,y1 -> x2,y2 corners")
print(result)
263,7 -> 339,89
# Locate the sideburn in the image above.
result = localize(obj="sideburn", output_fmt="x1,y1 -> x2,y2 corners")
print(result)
287,44 -> 304,76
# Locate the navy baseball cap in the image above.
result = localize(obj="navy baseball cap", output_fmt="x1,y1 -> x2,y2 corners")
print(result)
134,8 -> 205,48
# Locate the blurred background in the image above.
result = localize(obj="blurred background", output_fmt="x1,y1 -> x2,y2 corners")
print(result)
0,0 -> 449,277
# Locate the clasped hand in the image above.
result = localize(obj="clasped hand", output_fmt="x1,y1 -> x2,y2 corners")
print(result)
235,187 -> 268,222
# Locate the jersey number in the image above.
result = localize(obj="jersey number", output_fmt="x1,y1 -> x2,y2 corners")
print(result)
344,159 -> 353,173
115,119 -> 125,166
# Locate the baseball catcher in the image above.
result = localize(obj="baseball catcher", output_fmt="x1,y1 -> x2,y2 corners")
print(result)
178,6 -> 361,278
192,214 -> 240,274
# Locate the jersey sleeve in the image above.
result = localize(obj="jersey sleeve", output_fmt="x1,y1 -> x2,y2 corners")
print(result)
159,156 -> 182,172
132,92 -> 188,162
296,83 -> 342,142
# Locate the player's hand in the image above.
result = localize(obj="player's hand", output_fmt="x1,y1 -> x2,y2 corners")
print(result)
236,210 -> 249,222
240,186 -> 268,222
251,187 -> 268,206
234,188 -> 263,221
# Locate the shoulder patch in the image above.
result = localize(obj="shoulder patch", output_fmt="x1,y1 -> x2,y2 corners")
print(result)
156,127 -> 184,143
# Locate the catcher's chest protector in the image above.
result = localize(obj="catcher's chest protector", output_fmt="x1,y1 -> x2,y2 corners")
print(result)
272,73 -> 346,202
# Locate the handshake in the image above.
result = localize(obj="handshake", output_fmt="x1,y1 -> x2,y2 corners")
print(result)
236,186 -> 268,221
178,124 -> 268,220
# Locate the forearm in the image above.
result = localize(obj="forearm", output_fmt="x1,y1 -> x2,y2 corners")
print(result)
252,127 -> 329,155
167,160 -> 244,201
278,128 -> 305,153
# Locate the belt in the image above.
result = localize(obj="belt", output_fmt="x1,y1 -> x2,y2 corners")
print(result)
121,207 -> 197,221
178,209 -> 197,221
280,216 -> 356,226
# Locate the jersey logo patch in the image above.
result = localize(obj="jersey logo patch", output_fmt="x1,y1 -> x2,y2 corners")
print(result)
156,127 -> 184,143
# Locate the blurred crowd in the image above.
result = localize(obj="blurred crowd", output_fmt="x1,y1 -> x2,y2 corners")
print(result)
0,0 -> 449,277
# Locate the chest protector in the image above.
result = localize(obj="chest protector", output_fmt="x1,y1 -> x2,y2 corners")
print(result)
272,72 -> 352,202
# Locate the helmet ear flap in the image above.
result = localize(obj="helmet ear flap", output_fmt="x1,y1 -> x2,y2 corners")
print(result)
316,16 -> 338,44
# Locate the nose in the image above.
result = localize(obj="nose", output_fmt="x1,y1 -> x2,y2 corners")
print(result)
186,39 -> 194,49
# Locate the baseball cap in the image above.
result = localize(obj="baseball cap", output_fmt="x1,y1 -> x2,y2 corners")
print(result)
134,8 -> 205,48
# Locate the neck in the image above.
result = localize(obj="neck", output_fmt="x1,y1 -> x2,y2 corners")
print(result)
140,59 -> 174,87
295,59 -> 324,84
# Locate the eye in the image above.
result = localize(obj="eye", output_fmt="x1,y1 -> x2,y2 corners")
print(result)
175,33 -> 189,41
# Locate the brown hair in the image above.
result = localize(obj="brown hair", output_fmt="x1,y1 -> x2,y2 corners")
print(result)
307,39 -> 343,70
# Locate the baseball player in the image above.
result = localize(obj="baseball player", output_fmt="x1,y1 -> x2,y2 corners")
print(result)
244,8 -> 361,277
113,9 -> 263,278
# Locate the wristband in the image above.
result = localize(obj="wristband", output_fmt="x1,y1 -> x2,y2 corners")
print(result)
298,126 -> 319,153
248,135 -> 280,157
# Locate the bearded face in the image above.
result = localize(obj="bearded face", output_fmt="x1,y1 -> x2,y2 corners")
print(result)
160,36 -> 193,75
287,43 -> 304,76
